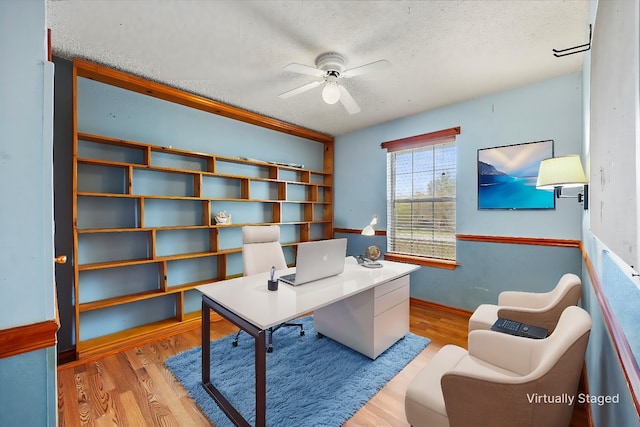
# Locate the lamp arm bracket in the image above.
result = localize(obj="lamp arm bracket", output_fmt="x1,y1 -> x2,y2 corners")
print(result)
554,184 -> 589,210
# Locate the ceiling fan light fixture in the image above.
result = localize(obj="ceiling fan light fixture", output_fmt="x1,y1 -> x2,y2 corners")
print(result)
322,82 -> 341,104
280,52 -> 388,114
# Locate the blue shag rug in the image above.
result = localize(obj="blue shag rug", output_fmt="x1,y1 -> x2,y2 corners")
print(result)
165,316 -> 430,426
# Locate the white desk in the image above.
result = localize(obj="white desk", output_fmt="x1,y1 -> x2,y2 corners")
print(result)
197,259 -> 420,427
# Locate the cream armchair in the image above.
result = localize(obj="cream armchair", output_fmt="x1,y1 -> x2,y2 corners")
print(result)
405,305 -> 591,427
468,273 -> 582,333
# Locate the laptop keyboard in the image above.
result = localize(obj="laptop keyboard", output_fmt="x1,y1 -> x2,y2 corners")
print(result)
279,273 -> 296,284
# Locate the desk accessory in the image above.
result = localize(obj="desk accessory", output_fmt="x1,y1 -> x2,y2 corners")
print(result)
357,255 -> 383,268
268,265 -> 278,290
360,215 -> 382,268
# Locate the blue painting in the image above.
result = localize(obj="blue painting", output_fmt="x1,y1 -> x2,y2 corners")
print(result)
478,140 -> 554,210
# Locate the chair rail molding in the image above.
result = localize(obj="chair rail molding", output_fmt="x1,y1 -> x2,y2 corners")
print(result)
0,320 -> 59,359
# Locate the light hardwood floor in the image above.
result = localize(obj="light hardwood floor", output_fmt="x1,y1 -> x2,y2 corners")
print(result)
57,302 -> 590,426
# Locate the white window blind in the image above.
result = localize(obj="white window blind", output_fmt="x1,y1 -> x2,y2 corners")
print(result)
385,134 -> 457,261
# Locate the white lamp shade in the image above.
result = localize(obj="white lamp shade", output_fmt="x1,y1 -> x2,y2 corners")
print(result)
361,225 -> 375,236
361,216 -> 378,236
322,83 -> 341,104
536,155 -> 588,189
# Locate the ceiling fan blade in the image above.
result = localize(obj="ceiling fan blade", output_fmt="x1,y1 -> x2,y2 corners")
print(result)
342,59 -> 391,78
338,85 -> 361,114
278,80 -> 322,99
283,63 -> 325,77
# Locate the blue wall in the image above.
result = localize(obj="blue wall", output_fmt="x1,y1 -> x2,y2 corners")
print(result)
579,0 -> 640,425
335,72 -> 584,310
1,350 -> 57,427
77,78 -> 325,170
0,0 -> 57,425
0,0 -> 56,326
581,234 -> 640,427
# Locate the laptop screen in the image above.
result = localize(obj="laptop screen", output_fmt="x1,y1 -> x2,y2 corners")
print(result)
280,238 -> 347,285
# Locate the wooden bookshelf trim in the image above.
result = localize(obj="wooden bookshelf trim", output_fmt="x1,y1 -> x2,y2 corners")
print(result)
73,58 -> 333,144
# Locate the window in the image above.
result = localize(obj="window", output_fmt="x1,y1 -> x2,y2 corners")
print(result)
382,127 -> 459,268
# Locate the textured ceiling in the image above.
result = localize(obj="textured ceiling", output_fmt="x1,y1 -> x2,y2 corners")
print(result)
47,0 -> 590,136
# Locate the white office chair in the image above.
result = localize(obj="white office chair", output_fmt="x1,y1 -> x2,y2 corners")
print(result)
232,225 -> 305,352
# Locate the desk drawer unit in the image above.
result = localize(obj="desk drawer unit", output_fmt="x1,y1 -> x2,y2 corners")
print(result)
313,275 -> 410,359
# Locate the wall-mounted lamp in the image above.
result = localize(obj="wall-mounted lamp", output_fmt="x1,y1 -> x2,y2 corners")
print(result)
536,155 -> 589,210
360,216 -> 382,268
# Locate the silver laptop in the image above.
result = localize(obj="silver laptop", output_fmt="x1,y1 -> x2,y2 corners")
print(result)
279,238 -> 347,286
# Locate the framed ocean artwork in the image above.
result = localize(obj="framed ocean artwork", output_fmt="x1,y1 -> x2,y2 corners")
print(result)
477,140 -> 555,210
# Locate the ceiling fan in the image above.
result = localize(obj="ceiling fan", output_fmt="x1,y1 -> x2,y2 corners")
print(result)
278,52 -> 391,115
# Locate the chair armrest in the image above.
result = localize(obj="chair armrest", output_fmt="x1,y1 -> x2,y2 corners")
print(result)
468,330 -> 537,376
442,372 -> 538,426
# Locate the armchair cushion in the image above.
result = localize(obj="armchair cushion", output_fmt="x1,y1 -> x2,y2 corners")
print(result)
498,290 -> 549,308
467,330 -> 537,376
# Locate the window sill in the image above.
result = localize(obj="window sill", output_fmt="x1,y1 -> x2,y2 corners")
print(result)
383,253 -> 459,270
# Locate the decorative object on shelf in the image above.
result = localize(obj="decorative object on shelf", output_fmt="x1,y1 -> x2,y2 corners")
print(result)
477,139 -> 555,210
214,211 -> 232,225
360,215 -> 382,268
536,155 -> 589,210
